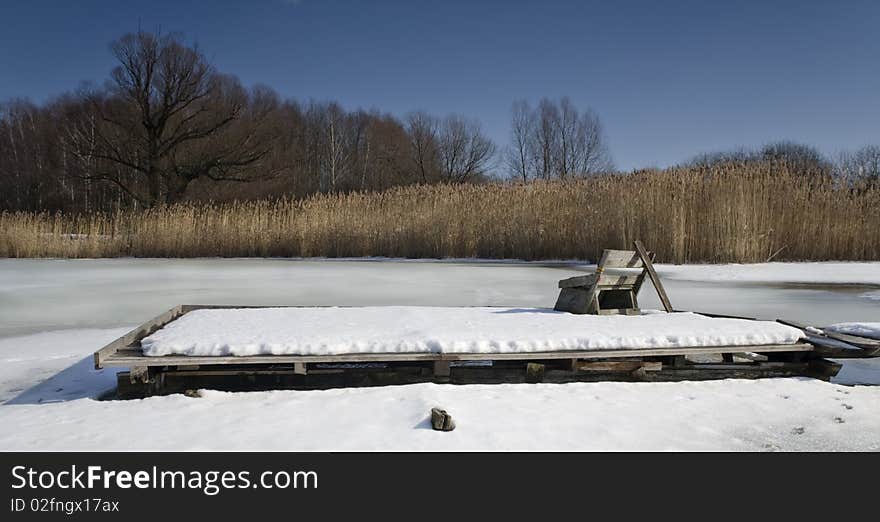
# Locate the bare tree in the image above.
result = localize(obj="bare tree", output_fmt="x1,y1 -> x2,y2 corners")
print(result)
558,97 -> 579,178
573,106 -> 613,174
511,97 -> 612,180
531,98 -> 560,180
321,102 -> 348,192
760,141 -> 830,176
505,100 -> 534,182
836,145 -> 880,182
405,111 -> 439,183
437,115 -> 496,183
65,30 -> 274,207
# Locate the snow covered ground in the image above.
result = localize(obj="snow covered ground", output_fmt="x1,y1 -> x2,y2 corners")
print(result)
2,378 -> 878,451
1,258 -> 878,451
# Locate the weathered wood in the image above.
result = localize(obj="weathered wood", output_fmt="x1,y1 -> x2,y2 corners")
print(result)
100,342 -> 815,368
600,249 -> 644,268
93,305 -> 186,369
576,361 -> 662,372
632,250 -> 654,297
807,358 -> 843,379
633,240 -> 673,312
554,287 -> 590,314
596,307 -> 641,316
558,274 -> 597,288
113,359 -> 831,398
584,250 -> 609,314
558,273 -> 641,289
556,249 -> 649,315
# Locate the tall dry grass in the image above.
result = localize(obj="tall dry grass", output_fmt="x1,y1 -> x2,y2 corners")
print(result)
1,162 -> 878,263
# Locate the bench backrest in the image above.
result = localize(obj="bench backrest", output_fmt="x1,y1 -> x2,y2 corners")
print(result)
597,249 -> 645,270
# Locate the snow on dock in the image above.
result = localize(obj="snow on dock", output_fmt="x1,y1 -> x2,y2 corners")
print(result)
140,307 -> 805,357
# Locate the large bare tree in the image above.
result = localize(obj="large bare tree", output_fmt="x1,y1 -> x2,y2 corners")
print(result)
65,30 -> 274,207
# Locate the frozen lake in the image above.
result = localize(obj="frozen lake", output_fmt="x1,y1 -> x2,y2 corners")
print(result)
2,258 -> 879,338
0,258 -> 878,451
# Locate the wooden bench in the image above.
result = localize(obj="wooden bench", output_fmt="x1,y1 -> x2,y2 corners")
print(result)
554,241 -> 672,315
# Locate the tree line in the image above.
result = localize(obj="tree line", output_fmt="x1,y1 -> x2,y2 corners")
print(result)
1,30 -> 877,214
689,141 -> 880,182
0,30 -> 606,213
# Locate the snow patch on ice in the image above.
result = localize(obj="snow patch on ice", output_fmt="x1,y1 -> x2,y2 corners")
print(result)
826,322 -> 880,341
657,262 -> 880,285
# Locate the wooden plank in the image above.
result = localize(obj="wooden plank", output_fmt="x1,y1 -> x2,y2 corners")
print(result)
596,307 -> 641,315
116,360 -> 829,398
559,274 -> 641,289
93,305 -> 185,369
553,287 -> 590,314
585,250 -> 610,314
601,250 -> 644,268
597,274 -> 641,287
577,361 -> 662,372
558,274 -> 598,288
632,250 -> 654,295
633,240 -> 673,312
100,343 -> 814,367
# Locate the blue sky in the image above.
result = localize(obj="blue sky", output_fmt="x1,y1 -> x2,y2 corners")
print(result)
1,0 -> 877,170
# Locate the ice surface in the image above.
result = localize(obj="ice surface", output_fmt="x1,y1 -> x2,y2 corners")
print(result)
3,258 -> 879,339
657,261 -> 880,285
140,307 -> 805,357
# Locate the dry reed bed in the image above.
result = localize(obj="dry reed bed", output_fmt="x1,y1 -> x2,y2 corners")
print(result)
1,163 -> 878,263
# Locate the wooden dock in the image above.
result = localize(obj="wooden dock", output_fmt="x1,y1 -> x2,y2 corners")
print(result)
92,304 -> 871,399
